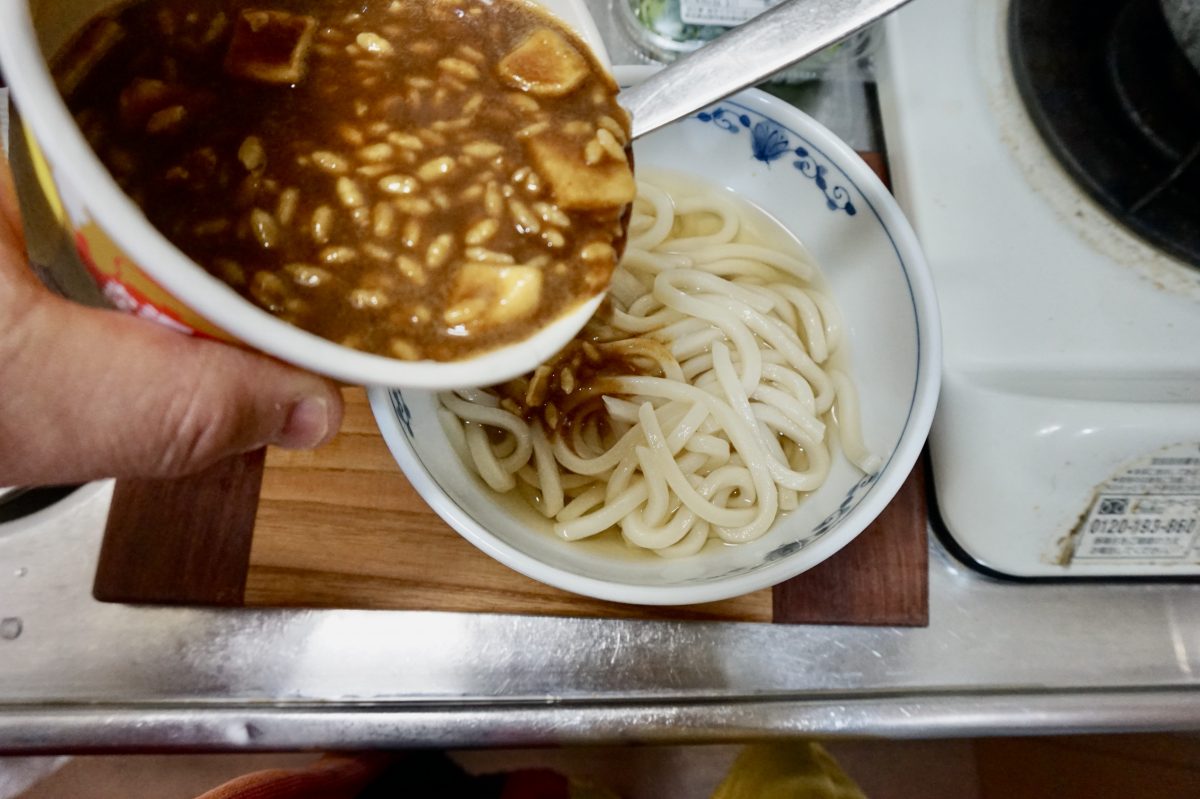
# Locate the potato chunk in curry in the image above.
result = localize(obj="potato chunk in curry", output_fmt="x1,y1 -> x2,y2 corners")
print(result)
526,134 -> 635,212
448,264 -> 544,327
497,27 -> 590,97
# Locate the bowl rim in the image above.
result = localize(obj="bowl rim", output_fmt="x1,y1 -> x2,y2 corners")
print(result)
0,0 -> 613,390
368,70 -> 943,606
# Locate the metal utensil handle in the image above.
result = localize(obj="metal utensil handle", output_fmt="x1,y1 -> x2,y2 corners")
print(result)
623,0 -> 914,139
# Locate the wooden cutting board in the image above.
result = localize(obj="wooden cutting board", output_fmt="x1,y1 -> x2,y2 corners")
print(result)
91,151 -> 929,625
93,386 -> 929,625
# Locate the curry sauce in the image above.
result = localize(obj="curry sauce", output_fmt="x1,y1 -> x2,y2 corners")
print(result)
57,0 -> 634,361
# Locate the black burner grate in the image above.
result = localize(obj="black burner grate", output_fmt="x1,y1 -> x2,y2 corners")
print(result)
1010,0 -> 1200,268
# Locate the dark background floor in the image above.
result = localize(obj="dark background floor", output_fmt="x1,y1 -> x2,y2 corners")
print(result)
6,734 -> 1200,798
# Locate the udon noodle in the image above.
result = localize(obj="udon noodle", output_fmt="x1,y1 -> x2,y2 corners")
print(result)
439,172 -> 879,557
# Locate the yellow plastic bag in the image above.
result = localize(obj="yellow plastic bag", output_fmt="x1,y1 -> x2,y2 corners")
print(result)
711,742 -> 867,799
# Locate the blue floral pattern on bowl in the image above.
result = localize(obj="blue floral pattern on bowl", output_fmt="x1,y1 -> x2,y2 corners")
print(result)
811,471 -> 881,537
696,104 -> 857,215
751,121 -> 791,163
389,389 -> 414,440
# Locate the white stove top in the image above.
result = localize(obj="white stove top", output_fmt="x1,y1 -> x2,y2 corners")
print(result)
879,0 -> 1200,576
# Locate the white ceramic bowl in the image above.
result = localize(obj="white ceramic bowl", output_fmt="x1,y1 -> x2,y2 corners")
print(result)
370,66 -> 942,605
0,0 -> 610,389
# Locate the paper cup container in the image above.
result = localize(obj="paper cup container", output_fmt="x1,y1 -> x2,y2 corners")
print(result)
0,0 -> 613,387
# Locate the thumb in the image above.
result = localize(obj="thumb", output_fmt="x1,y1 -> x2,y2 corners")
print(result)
1,290 -> 344,485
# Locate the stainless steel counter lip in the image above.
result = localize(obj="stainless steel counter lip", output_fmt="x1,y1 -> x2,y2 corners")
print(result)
3,689 -> 1200,752
5,477 -> 1200,748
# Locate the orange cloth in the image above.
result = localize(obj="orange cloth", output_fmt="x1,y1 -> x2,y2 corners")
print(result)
194,755 -> 390,799
191,754 -> 595,799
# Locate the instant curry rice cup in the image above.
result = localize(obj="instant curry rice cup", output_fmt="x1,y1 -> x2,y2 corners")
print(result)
0,0 -> 620,388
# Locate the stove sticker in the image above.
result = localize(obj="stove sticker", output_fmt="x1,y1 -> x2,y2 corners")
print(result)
1071,442 -> 1200,564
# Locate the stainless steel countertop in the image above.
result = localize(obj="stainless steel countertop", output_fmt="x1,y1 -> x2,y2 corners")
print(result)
2,1 -> 1200,751
3,479 -> 1200,751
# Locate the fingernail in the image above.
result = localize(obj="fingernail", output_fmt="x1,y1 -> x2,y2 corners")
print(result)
275,396 -> 332,449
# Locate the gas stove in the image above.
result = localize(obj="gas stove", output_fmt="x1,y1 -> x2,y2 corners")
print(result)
880,0 -> 1200,577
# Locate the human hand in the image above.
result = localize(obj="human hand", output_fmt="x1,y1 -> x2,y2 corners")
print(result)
0,154 -> 343,486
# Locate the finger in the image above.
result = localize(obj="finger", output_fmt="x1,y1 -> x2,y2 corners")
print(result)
0,152 -> 343,484
0,291 -> 344,485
